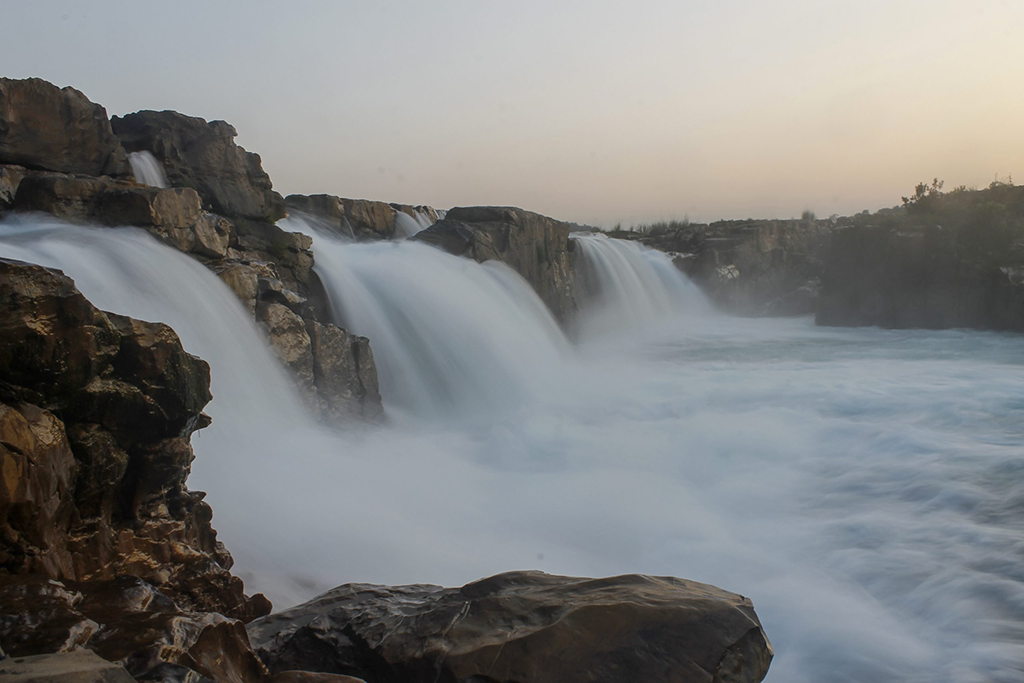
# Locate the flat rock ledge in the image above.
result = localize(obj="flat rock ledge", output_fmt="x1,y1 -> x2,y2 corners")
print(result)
248,570 -> 773,683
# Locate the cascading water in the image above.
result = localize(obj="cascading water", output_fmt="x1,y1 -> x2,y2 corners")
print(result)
392,207 -> 439,239
1,214 -> 1023,682
570,232 -> 711,337
127,150 -> 170,188
0,215 -> 300,422
305,224 -> 570,417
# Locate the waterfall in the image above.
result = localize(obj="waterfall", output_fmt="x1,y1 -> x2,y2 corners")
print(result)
128,151 -> 170,188
0,215 -> 305,425
570,232 -> 711,336
392,207 -> 438,239
306,226 -> 570,418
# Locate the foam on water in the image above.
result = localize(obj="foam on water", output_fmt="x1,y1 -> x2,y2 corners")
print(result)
1,215 -> 1022,682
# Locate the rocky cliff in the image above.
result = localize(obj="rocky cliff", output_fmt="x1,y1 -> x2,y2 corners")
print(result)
0,77 -> 383,423
636,219 -> 831,316
816,183 -> 1024,330
0,258 -> 274,680
414,206 -> 577,321
817,223 -> 1024,330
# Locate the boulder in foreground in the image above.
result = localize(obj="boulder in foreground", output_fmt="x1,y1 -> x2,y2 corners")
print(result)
249,570 -> 773,683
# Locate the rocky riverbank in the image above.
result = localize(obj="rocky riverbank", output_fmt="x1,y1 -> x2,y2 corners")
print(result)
815,183 -> 1024,331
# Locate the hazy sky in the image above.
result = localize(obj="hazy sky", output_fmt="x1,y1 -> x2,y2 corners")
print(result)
3,1 -> 1022,226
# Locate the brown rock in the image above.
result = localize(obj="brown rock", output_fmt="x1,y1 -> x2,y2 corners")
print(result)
0,78 -> 131,178
257,301 -> 316,408
0,576 -> 268,683
286,194 -> 396,240
0,164 -> 25,209
216,264 -> 261,317
13,174 -> 201,227
306,320 -> 383,422
249,570 -> 774,683
192,212 -> 235,259
414,206 -> 577,320
285,194 -> 441,242
112,110 -> 285,222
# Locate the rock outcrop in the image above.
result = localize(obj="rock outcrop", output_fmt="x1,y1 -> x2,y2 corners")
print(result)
249,570 -> 773,683
414,206 -> 577,320
0,258 -> 280,680
111,110 -> 285,222
12,173 -> 236,259
0,78 -> 131,178
0,259 -> 262,617
816,223 -> 1024,330
0,576 -> 269,682
637,219 -> 831,316
285,194 -> 441,241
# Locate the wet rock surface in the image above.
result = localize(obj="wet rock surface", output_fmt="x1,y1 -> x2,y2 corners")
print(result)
0,576 -> 269,682
0,78 -> 131,178
414,206 -> 577,321
0,258 -> 263,615
249,570 -> 773,683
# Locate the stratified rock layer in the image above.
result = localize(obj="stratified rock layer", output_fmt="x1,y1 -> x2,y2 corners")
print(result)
0,78 -> 131,178
249,570 -> 773,683
414,206 -> 577,320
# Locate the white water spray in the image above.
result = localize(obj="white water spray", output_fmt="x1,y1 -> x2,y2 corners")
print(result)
127,151 -> 170,188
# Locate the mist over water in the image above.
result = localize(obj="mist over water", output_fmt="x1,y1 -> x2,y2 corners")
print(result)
2,215 -> 1023,682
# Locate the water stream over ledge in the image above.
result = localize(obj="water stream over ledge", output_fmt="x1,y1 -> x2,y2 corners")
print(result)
2,215 -> 1023,682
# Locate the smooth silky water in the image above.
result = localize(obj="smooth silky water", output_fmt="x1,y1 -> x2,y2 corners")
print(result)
1,215 -> 1022,682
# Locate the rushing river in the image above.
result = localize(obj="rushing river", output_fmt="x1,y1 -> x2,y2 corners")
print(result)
1,216 -> 1022,683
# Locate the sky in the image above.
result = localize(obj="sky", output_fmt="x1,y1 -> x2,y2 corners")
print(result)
3,0 -> 1022,227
